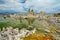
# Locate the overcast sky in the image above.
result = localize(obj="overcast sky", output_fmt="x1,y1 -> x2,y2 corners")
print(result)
0,0 -> 60,13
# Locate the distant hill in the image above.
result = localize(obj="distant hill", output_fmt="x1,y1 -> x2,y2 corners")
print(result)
0,10 -> 27,15
0,10 -> 21,15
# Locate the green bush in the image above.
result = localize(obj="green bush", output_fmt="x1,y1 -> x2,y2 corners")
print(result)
0,18 -> 29,30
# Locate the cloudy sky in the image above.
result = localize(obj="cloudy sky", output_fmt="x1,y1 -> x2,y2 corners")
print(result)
0,0 -> 60,13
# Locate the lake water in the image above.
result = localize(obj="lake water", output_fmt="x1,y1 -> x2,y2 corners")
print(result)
0,15 -> 2,17
0,15 -> 3,19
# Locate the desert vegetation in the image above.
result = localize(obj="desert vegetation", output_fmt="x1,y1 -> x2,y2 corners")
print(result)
0,14 -> 60,40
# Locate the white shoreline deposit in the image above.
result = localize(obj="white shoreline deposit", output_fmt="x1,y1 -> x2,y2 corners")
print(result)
0,27 -> 36,40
